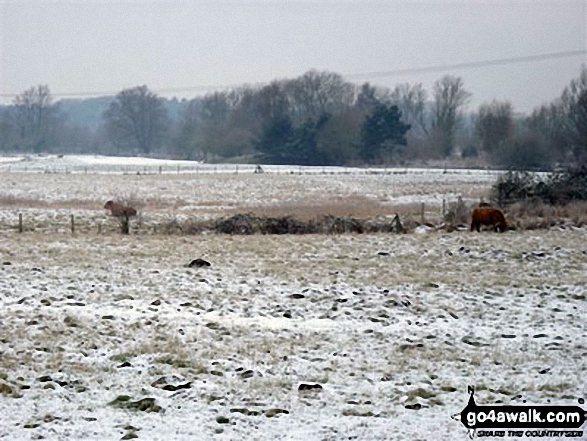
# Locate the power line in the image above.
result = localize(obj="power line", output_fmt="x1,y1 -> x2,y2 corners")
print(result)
1,49 -> 586,100
344,49 -> 587,80
0,81 -> 268,99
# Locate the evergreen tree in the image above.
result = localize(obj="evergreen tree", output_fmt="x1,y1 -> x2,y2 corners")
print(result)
288,114 -> 330,165
255,115 -> 295,164
359,103 -> 410,162
255,114 -> 331,165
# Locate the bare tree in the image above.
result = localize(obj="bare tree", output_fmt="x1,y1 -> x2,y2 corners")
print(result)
225,86 -> 260,130
197,91 -> 253,160
199,91 -> 231,125
560,67 -> 587,160
316,107 -> 362,164
432,75 -> 471,157
527,100 -> 569,161
254,81 -> 290,121
12,85 -> 59,153
0,110 -> 16,151
285,70 -> 356,124
174,99 -> 204,160
476,100 -> 514,154
175,90 -> 258,161
103,85 -> 169,155
356,83 -> 379,114
390,83 -> 429,137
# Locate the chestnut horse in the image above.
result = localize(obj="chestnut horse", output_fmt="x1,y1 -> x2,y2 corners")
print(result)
104,200 -> 137,234
470,207 -> 507,233
104,200 -> 137,217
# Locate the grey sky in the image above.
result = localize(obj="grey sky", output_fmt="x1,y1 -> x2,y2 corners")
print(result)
1,0 -> 585,113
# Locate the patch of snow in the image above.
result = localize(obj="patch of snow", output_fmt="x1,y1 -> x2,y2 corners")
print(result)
0,232 -> 584,440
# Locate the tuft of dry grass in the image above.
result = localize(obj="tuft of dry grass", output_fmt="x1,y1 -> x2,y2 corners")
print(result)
505,200 -> 587,230
561,201 -> 587,227
443,197 -> 472,227
0,195 -> 101,210
228,196 -> 396,220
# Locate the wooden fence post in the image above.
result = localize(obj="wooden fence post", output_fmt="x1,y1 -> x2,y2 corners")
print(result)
420,202 -> 425,224
71,215 -> 75,234
442,198 -> 446,218
19,213 -> 23,233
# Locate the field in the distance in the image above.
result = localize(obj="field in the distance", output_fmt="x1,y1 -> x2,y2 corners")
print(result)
0,156 -> 585,440
0,155 -> 498,234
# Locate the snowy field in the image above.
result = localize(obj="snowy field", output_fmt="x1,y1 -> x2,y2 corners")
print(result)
0,156 -> 585,440
0,155 -> 500,234
0,154 -> 499,177
0,232 -> 586,440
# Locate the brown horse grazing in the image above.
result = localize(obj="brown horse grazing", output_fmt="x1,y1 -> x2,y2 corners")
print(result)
470,207 -> 507,232
104,200 -> 137,217
104,201 -> 137,235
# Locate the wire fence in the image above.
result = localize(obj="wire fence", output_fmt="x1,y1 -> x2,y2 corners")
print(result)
0,161 -> 505,177
0,157 -> 504,235
0,197 -> 468,237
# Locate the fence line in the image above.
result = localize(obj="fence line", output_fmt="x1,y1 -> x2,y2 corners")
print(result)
5,199 -> 461,235
0,162 -> 504,177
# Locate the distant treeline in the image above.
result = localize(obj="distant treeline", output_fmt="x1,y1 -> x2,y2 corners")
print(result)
2,69 -> 587,168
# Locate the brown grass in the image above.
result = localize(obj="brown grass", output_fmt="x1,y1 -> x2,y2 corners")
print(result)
0,195 -> 200,213
7,191 -> 585,235
224,196 -> 395,220
0,195 -> 100,210
505,200 -> 587,230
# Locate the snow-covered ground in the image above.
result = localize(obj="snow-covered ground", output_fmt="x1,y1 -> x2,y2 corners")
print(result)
0,232 -> 585,440
0,154 -> 501,176
0,158 -> 584,440
0,156 -> 501,233
0,154 -> 204,173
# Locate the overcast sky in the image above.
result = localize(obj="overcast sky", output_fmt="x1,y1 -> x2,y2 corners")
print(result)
1,0 -> 586,113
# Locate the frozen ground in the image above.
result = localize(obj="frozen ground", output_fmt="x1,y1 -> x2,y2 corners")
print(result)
0,155 -> 203,172
0,154 -> 501,177
0,231 -> 585,440
0,159 -> 584,440
0,156 -> 500,234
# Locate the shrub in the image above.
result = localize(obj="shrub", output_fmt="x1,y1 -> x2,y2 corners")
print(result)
461,145 -> 479,159
491,170 -> 539,206
493,134 -> 553,169
210,213 -> 404,235
545,166 -> 587,203
444,197 -> 470,226
491,166 -> 587,206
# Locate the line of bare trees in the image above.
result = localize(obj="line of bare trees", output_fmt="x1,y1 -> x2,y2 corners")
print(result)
3,68 -> 587,168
